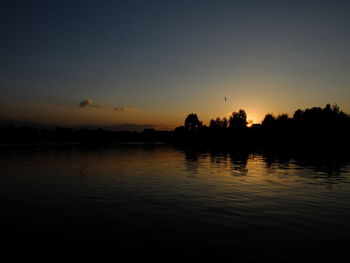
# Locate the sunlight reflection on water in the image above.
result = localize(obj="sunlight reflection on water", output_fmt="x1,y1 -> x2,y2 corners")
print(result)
0,144 -> 349,258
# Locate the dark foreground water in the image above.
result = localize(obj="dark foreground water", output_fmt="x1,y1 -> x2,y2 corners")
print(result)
0,144 -> 350,260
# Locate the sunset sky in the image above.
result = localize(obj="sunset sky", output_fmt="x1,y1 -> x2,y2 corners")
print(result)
1,0 -> 350,130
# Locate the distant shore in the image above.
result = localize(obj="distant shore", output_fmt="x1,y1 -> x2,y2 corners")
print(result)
1,104 -> 349,153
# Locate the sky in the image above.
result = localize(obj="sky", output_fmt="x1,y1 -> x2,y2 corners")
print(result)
1,0 -> 350,130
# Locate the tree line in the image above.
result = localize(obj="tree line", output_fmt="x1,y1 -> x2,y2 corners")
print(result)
1,104 -> 349,151
174,104 -> 350,150
177,104 -> 349,131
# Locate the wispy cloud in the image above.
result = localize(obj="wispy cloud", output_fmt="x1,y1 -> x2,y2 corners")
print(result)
113,107 -> 134,112
79,99 -> 94,108
79,99 -> 134,112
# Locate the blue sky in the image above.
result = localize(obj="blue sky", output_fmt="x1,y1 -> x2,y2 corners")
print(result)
1,0 -> 350,129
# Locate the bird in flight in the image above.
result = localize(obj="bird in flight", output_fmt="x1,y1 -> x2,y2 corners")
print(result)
225,97 -> 227,101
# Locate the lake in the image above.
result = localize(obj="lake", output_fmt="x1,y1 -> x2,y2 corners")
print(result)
0,144 -> 349,260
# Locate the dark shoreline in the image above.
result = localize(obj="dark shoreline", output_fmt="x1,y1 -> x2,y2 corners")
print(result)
1,104 -> 350,155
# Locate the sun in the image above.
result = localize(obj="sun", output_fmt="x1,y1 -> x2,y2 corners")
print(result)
247,120 -> 253,128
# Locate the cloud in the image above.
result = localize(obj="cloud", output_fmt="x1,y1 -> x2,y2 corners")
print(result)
79,99 -> 133,111
113,107 -> 134,112
79,99 -> 93,108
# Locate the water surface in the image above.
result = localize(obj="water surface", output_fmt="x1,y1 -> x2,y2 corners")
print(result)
1,144 -> 349,259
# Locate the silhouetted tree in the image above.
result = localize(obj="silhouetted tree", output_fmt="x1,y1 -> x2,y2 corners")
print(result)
293,109 -> 303,121
276,113 -> 289,121
275,114 -> 290,124
209,117 -> 228,129
184,113 -> 202,131
292,104 -> 349,127
229,110 -> 247,129
262,114 -> 276,127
